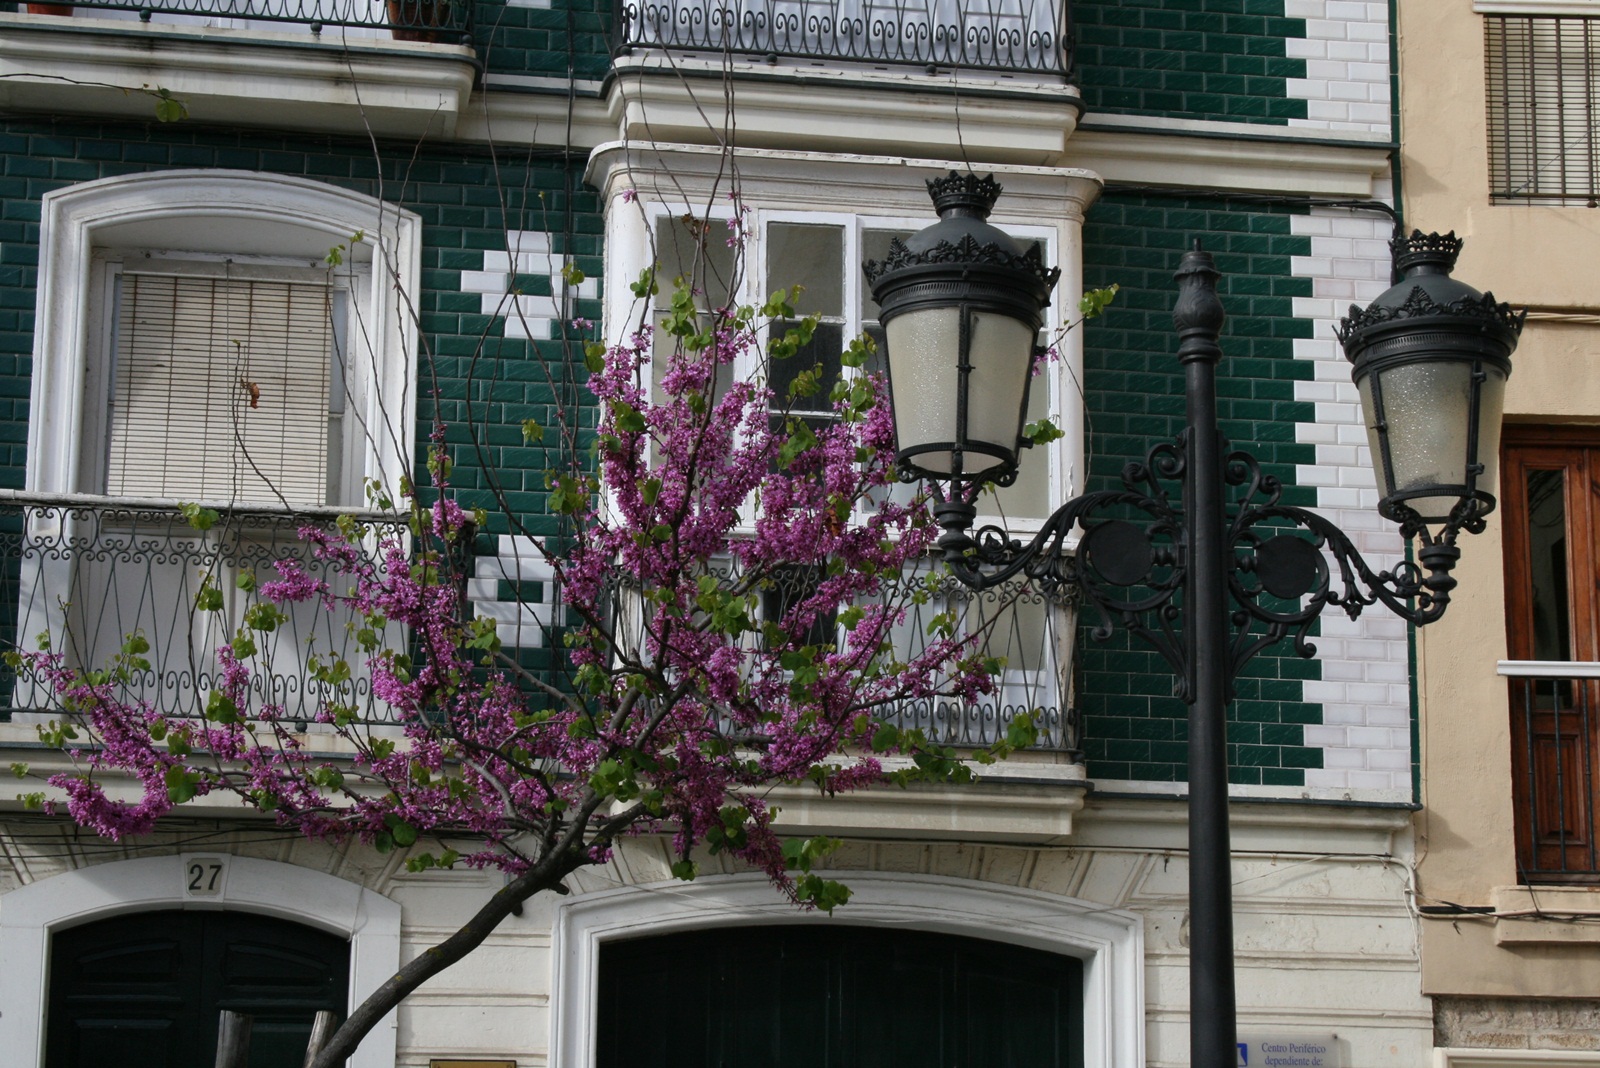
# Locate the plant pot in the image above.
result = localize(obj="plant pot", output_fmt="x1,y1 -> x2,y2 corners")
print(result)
386,0 -> 444,42
25,3 -> 74,14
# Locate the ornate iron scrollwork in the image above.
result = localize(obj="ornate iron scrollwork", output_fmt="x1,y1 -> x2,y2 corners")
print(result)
931,430 -> 1465,700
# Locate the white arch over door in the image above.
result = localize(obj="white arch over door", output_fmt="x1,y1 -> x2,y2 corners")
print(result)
550,870 -> 1145,1068
0,854 -> 402,1068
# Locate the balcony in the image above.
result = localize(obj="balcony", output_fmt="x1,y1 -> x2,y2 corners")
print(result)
1502,660 -> 1600,880
0,494 -> 414,727
0,0 -> 478,137
0,493 -> 1077,758
5,0 -> 471,43
613,0 -> 1073,78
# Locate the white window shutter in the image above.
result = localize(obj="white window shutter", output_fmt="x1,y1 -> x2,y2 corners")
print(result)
107,273 -> 334,506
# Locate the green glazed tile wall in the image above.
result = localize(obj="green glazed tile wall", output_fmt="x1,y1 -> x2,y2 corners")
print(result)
1078,193 -> 1324,785
0,118 -> 602,539
1072,0 -> 1308,124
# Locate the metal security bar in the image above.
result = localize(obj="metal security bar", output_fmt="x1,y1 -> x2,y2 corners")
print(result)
1502,660 -> 1600,880
8,0 -> 471,44
0,494 -> 414,727
1486,16 -> 1600,204
614,0 -> 1072,77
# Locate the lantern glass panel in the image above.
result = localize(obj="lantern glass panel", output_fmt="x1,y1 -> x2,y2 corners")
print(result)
1476,365 -> 1508,501
965,310 -> 1036,471
1359,359 -> 1475,520
886,306 -> 962,472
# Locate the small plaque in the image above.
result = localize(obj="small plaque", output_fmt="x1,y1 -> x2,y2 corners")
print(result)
181,854 -> 228,898
428,1062 -> 515,1068
1237,1035 -> 1344,1068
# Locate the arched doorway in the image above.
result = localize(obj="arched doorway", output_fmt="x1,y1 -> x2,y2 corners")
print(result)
596,925 -> 1084,1068
46,909 -> 349,1068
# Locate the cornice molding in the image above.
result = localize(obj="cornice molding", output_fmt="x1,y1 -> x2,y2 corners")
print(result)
584,140 -> 1104,219
604,58 -> 1082,165
1065,127 -> 1393,197
0,14 -> 476,138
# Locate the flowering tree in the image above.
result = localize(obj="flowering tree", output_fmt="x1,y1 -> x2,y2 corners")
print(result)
10,254 -> 1031,1064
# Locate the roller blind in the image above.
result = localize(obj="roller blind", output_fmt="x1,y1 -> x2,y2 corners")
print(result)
1486,15 -> 1600,203
106,272 -> 335,506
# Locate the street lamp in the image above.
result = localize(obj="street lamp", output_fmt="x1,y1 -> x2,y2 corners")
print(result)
865,174 -> 1524,1068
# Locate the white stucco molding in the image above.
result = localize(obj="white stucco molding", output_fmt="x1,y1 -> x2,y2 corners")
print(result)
29,169 -> 419,501
1474,2 -> 1600,15
0,15 -> 476,138
1438,1050 -> 1600,1068
0,854 -> 402,1068
606,56 -> 1082,165
1065,127 -> 1392,198
550,871 -> 1144,1068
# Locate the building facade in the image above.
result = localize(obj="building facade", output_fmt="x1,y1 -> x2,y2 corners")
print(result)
1399,2 -> 1600,1065
0,1 -> 1430,1065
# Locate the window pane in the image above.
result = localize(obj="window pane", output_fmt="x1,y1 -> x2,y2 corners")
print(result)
766,223 -> 843,316
769,321 -> 844,415
653,214 -> 737,311
862,229 -> 913,320
1526,467 -> 1571,662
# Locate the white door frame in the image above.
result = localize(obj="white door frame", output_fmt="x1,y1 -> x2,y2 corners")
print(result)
549,870 -> 1145,1068
0,853 -> 401,1068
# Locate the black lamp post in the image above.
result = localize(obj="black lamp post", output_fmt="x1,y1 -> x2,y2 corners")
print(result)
866,174 -> 1524,1068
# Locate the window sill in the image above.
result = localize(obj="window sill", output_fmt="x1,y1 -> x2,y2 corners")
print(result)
1491,885 -> 1600,944
0,12 -> 477,138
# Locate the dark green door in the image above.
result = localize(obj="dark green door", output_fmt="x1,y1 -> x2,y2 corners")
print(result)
46,908 -> 349,1068
596,925 -> 1084,1068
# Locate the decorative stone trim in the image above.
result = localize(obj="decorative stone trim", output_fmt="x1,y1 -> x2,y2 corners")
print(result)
550,872 -> 1144,1068
0,855 -> 402,1068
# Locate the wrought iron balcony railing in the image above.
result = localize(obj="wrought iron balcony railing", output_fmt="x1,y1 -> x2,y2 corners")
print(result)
1503,660 -> 1600,880
7,0 -> 471,45
0,494 -> 414,727
614,0 -> 1072,78
0,493 -> 1076,756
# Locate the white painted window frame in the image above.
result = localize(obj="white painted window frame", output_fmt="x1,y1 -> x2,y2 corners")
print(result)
549,871 -> 1144,1068
0,854 -> 402,1068
29,169 -> 420,503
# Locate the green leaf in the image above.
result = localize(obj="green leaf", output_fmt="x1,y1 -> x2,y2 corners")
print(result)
522,419 -> 544,444
152,87 -> 188,123
795,873 -> 852,913
243,602 -> 286,632
178,502 -> 220,532
385,815 -> 419,847
670,859 -> 699,881
195,581 -> 224,613
10,761 -> 28,779
165,765 -> 199,804
1023,418 -> 1065,445
204,690 -> 240,725
1078,284 -> 1119,319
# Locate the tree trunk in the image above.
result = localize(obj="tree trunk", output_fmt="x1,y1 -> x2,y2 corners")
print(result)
307,859 -> 578,1068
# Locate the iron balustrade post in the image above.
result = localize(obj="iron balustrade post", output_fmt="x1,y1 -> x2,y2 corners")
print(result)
1173,244 -> 1238,1068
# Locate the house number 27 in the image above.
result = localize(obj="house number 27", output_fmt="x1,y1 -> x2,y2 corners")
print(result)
183,855 -> 227,897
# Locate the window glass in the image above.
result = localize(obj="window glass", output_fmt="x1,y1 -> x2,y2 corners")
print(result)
651,214 -> 738,404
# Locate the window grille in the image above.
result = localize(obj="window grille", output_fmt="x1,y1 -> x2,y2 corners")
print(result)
1486,15 -> 1600,204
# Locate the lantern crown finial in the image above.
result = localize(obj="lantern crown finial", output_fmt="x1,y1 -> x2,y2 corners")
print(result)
1391,229 -> 1464,275
926,171 -> 1003,219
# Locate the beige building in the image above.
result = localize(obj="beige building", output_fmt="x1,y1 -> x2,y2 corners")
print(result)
1401,1 -> 1600,1062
